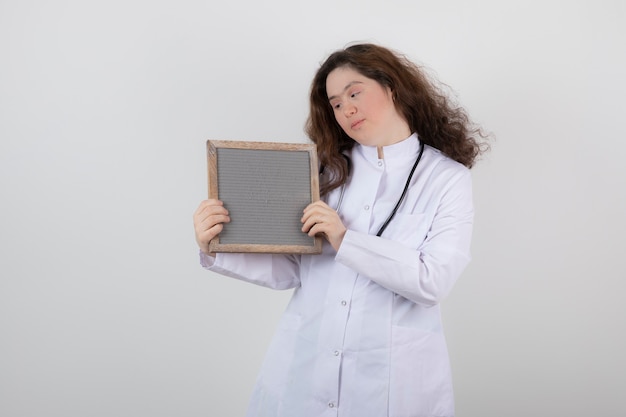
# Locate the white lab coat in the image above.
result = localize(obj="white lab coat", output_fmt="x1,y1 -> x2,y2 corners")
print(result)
201,134 -> 473,417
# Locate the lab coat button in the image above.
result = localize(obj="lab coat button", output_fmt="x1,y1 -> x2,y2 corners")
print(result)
341,300 -> 347,306
364,205 -> 370,211
378,160 -> 383,167
328,402 -> 335,408
333,350 -> 340,356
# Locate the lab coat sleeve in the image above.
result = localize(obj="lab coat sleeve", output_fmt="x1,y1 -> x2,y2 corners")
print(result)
335,169 -> 473,306
199,251 -> 301,290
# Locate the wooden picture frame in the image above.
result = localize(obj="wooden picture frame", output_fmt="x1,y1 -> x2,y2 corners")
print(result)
207,140 -> 322,254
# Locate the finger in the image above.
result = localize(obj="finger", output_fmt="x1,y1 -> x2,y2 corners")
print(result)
196,215 -> 231,242
301,218 -> 315,233
201,223 -> 224,239
301,205 -> 328,223
198,213 -> 230,233
306,223 -> 322,237
195,199 -> 218,212
194,199 -> 225,216
195,203 -> 229,224
306,222 -> 332,238
303,200 -> 331,213
202,205 -> 230,222
196,223 -> 224,252
301,212 -> 324,233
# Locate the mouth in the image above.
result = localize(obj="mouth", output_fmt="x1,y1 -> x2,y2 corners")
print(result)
351,119 -> 365,129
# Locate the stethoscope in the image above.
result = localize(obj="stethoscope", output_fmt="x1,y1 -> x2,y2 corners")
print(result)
332,141 -> 425,237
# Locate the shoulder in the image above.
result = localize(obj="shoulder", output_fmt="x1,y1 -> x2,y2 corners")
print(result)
421,144 -> 471,182
418,146 -> 473,212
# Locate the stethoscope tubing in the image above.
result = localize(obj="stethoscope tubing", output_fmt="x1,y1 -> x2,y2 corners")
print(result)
332,141 -> 425,237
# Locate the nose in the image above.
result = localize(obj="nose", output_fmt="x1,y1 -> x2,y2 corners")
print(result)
343,103 -> 356,117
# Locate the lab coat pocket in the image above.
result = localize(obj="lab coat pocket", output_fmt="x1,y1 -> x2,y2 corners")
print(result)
388,325 -> 454,416
256,312 -> 302,393
386,212 -> 430,249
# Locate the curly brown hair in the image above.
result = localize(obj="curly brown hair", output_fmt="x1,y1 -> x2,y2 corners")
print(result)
305,43 -> 490,196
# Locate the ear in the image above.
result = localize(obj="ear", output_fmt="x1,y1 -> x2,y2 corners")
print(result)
384,85 -> 396,101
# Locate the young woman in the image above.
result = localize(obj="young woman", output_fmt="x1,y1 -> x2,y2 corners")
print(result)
193,43 -> 488,417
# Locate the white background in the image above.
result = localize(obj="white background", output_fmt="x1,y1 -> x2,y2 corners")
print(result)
1,1 -> 625,416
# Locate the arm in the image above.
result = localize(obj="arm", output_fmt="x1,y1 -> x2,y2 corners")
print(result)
200,251 -> 301,290
335,169 -> 473,306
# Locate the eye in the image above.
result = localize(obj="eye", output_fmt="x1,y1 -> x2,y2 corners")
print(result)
350,90 -> 361,98
331,102 -> 342,110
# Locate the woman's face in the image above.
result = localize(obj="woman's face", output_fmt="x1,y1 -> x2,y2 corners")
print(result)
326,66 -> 410,147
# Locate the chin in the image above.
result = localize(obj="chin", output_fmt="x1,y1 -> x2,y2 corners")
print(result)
348,132 -> 371,146
355,138 -> 380,147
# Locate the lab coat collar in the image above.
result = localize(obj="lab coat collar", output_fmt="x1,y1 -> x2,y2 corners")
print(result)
356,133 -> 421,165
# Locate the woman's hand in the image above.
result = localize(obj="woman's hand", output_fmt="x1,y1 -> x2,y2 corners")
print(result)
301,200 -> 346,251
193,199 -> 230,256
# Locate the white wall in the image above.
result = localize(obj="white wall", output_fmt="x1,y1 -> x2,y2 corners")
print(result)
1,1 -> 624,416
